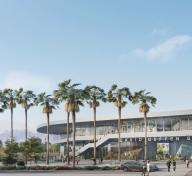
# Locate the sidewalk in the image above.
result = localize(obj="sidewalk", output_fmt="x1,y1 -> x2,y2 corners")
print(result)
149,163 -> 191,176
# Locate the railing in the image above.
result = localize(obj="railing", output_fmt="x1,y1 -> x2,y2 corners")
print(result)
76,133 -> 118,155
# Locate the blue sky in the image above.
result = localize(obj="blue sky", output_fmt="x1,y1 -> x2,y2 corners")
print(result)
0,0 -> 192,134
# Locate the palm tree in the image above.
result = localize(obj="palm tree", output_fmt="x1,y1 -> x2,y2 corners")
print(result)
84,85 -> 106,165
35,93 -> 58,165
107,84 -> 131,162
0,90 -> 8,113
132,90 -> 156,161
17,89 -> 36,141
64,87 -> 87,168
3,88 -> 22,141
54,79 -> 80,165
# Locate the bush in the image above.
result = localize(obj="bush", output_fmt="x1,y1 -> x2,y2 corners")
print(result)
17,160 -> 25,167
2,155 -> 17,165
84,166 -> 100,170
26,165 -> 55,170
101,166 -> 112,170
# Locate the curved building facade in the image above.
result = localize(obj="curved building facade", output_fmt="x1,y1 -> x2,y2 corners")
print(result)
37,109 -> 192,160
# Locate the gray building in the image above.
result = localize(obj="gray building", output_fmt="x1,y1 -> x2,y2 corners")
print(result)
37,109 -> 192,160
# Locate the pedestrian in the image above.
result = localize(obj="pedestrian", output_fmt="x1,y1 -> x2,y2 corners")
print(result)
166,159 -> 171,172
186,159 -> 189,168
146,160 -> 150,176
101,157 -> 103,164
142,163 -> 146,176
172,159 -> 176,171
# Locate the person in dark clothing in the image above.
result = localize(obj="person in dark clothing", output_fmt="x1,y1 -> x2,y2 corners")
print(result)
172,160 -> 176,171
142,163 -> 146,176
166,159 -> 171,172
186,159 -> 190,168
101,157 -> 103,164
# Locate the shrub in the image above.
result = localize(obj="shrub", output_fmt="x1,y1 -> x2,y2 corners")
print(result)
2,155 -> 17,165
16,160 -> 25,167
101,166 -> 112,170
55,166 -> 73,170
84,166 -> 100,170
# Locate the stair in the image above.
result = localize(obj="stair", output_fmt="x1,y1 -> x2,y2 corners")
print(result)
76,133 -> 117,155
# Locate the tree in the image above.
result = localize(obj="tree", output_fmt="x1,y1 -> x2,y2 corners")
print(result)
35,93 -> 58,165
17,89 -> 36,141
64,86 -> 87,168
54,79 -> 80,165
84,85 -> 106,165
3,139 -> 19,165
107,84 -> 131,162
20,137 -> 44,164
132,90 -> 156,161
0,90 -> 8,113
3,89 -> 22,141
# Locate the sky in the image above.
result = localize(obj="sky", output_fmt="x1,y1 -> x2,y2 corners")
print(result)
0,0 -> 192,134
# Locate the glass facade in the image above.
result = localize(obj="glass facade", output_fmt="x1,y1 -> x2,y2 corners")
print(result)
50,115 -> 192,142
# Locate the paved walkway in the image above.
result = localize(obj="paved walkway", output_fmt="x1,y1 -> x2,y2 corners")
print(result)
0,161 -> 191,176
184,169 -> 192,176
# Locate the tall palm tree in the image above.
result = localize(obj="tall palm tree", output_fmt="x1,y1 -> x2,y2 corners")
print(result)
107,84 -> 131,162
17,89 -> 36,141
3,88 -> 22,141
0,90 -> 8,113
35,93 -> 58,165
63,87 -> 87,168
132,90 -> 156,161
84,85 -> 106,165
54,79 -> 80,165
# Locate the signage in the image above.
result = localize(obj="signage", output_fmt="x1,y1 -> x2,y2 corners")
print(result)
124,136 -> 192,142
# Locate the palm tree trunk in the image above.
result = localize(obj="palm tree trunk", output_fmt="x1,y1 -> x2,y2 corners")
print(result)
11,107 -> 13,141
118,107 -> 121,162
25,108 -> 28,141
144,112 -> 148,161
46,112 -> 50,165
93,107 -> 97,165
72,110 -> 76,168
25,108 -> 28,165
67,112 -> 70,165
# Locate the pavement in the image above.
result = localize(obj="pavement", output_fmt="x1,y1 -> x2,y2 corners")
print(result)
0,160 -> 191,176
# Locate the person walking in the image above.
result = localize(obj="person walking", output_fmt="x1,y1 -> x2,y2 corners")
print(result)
166,159 -> 171,172
172,159 -> 176,171
146,160 -> 150,176
142,162 -> 146,176
186,159 -> 189,168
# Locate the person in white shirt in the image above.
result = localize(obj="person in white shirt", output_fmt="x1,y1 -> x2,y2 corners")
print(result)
146,160 -> 150,176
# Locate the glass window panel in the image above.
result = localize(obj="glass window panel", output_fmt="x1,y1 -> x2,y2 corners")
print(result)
148,119 -> 156,132
181,118 -> 188,130
157,119 -> 163,131
164,119 -> 171,131
172,118 -> 180,131
127,121 -> 132,132
133,120 -> 140,132
189,117 -> 192,130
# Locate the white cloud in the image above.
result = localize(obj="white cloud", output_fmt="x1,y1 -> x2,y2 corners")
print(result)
0,71 -> 54,92
132,35 -> 192,61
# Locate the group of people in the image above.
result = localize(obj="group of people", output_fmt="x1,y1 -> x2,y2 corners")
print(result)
142,160 -> 150,176
166,158 -> 190,172
166,159 -> 176,172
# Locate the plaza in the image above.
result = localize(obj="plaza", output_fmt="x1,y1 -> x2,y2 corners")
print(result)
0,161 -> 192,176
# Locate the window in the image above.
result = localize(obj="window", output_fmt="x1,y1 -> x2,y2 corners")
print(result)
172,119 -> 180,131
164,119 -> 171,131
157,119 -> 164,131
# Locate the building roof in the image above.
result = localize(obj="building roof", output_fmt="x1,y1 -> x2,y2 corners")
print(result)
37,109 -> 192,135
